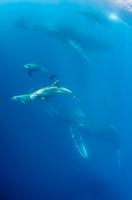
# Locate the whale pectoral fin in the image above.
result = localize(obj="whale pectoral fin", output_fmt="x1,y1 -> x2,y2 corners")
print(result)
28,71 -> 32,77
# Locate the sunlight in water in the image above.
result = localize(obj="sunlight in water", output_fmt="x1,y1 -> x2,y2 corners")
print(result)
0,0 -> 132,11
111,0 -> 132,12
108,13 -> 120,21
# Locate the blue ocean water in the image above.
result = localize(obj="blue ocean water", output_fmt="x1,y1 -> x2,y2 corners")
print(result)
1,1 -> 132,200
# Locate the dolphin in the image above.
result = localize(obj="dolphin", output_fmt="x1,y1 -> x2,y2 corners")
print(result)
30,80 -> 73,101
11,94 -> 31,104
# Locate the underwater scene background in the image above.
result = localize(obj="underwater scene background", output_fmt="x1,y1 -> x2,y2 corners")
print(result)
1,0 -> 132,200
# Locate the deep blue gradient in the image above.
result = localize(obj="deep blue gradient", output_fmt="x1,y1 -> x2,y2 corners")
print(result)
1,2 -> 132,200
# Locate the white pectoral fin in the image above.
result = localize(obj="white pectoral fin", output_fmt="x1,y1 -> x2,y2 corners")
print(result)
28,71 -> 32,77
67,38 -> 92,64
70,125 -> 89,158
77,135 -> 88,158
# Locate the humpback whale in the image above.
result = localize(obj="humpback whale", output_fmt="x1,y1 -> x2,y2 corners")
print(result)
24,63 -> 57,80
11,81 -> 73,104
24,63 -> 48,77
32,23 -> 110,62
77,9 -> 110,26
30,80 -> 73,101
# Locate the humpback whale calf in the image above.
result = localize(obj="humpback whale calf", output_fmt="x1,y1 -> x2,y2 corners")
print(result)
24,63 -> 48,76
24,63 -> 57,80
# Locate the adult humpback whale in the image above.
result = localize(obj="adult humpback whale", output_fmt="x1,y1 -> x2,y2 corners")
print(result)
32,23 -> 110,62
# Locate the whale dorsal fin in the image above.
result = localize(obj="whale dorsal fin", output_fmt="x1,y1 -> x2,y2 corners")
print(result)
28,88 -> 36,94
51,80 -> 60,87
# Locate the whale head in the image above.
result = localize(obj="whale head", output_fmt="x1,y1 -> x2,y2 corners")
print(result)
24,63 -> 35,70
